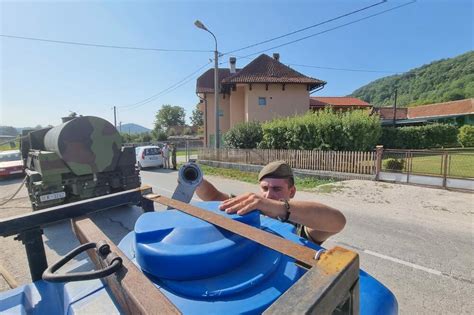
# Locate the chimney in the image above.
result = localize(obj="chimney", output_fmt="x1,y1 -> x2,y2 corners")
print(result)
229,57 -> 236,73
273,53 -> 280,61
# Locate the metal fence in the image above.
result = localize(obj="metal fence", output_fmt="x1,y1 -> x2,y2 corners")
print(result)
198,148 -> 376,175
381,149 -> 474,180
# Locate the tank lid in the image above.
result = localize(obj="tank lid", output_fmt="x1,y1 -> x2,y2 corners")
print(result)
134,201 -> 261,280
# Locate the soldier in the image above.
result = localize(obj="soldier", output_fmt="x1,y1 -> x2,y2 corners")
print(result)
171,143 -> 177,170
196,160 -> 346,245
162,144 -> 170,169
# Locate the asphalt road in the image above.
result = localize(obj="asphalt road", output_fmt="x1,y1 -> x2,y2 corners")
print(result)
1,167 -> 472,314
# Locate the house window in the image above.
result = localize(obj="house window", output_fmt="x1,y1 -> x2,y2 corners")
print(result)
258,97 -> 267,106
218,109 -> 224,117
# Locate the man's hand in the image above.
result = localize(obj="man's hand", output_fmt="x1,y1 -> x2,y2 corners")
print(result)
219,193 -> 287,219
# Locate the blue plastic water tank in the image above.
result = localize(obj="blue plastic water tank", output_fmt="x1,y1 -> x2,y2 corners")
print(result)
120,201 -> 306,314
0,201 -> 398,314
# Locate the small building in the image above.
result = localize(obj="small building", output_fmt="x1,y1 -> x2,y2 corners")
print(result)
373,98 -> 474,126
196,53 -> 326,147
310,96 -> 372,111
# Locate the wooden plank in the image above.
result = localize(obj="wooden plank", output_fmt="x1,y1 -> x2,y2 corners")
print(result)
316,150 -> 319,170
73,217 -> 180,315
146,194 -> 319,269
336,151 -> 340,172
358,152 -> 362,174
351,151 -> 355,173
264,247 -> 359,315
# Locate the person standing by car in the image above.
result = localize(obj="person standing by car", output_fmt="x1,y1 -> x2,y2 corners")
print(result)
171,143 -> 177,170
162,144 -> 170,169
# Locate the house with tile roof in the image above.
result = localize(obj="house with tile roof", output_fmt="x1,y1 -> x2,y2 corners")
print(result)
372,98 -> 474,126
309,96 -> 371,111
196,53 -> 326,146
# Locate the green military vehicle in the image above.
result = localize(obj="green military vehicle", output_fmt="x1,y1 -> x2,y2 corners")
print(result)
21,116 -> 140,210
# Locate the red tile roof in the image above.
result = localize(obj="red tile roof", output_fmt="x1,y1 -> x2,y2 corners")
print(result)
310,97 -> 371,107
372,107 -> 408,120
196,68 -> 238,93
407,98 -> 474,118
221,54 -> 325,90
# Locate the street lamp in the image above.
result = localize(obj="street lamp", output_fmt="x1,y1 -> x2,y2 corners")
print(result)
194,20 -> 220,149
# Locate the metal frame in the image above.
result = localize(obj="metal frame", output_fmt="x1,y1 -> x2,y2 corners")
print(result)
143,194 -> 360,315
0,185 -> 153,281
1,187 -> 359,314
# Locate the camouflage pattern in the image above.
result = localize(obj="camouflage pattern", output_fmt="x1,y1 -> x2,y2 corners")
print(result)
44,116 -> 122,176
22,116 -> 140,210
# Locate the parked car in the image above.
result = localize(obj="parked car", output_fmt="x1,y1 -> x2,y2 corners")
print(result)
0,150 -> 24,178
135,146 -> 163,170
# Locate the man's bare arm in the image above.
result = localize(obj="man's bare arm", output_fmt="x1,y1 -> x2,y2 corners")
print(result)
196,179 -> 230,201
220,194 -> 346,243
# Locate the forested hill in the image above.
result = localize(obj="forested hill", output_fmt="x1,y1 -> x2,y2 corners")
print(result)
350,51 -> 474,107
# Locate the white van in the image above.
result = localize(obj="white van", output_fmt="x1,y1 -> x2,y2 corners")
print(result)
135,146 -> 163,170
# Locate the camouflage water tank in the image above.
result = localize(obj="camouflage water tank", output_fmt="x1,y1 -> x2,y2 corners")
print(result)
43,116 -> 122,176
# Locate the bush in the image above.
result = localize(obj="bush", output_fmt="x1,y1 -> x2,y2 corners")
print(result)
383,158 -> 405,171
152,129 -> 168,141
458,125 -> 474,147
183,127 -> 193,135
259,110 -> 381,151
223,121 -> 263,149
380,124 -> 458,149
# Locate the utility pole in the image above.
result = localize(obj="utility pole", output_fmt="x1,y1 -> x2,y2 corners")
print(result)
392,88 -> 398,127
113,106 -> 117,128
195,20 -> 219,149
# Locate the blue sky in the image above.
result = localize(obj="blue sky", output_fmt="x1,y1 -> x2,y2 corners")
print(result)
1,0 -> 472,129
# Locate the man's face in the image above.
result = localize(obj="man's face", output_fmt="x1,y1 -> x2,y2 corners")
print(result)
259,177 -> 296,200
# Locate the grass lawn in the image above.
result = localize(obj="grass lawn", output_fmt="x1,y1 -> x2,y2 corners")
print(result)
0,141 -> 19,151
411,154 -> 474,178
176,149 -> 198,157
384,153 -> 474,178
195,163 -> 334,191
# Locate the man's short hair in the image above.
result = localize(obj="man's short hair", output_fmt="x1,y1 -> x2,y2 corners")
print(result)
258,161 -> 294,187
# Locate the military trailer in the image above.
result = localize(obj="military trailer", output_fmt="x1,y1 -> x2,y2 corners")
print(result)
21,116 -> 140,210
0,163 -> 397,314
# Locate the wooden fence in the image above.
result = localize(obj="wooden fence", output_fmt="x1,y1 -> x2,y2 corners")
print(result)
198,148 -> 377,175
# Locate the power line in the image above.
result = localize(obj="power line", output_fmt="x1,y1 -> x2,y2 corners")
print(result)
238,1 -> 416,59
287,63 -> 399,74
233,53 -> 399,74
120,61 -> 212,110
223,0 -> 387,56
0,34 -> 212,53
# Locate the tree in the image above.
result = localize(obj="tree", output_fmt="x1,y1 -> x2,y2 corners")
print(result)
152,129 -> 168,141
0,126 -> 18,136
154,105 -> 186,132
190,105 -> 204,127
183,127 -> 193,135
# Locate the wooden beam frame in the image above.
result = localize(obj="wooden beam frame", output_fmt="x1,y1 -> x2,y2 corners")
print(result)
143,194 -> 360,314
73,217 -> 180,315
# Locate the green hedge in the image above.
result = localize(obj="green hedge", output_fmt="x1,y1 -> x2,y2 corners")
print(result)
258,110 -> 381,151
380,124 -> 458,149
223,121 -> 263,149
383,158 -> 405,171
458,125 -> 474,147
